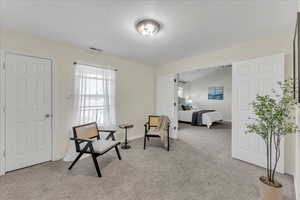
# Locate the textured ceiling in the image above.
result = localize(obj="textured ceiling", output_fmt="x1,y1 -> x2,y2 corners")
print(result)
1,0 -> 297,66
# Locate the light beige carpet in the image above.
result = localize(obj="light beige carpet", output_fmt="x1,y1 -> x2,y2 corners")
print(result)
0,122 -> 295,200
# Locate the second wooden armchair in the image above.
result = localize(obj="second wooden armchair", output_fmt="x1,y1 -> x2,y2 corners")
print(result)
144,115 -> 170,151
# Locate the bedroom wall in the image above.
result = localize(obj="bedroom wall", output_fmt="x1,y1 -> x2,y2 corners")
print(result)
0,29 -> 155,163
184,67 -> 232,121
155,30 -> 296,175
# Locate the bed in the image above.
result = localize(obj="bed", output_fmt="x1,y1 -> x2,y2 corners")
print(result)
178,109 -> 223,128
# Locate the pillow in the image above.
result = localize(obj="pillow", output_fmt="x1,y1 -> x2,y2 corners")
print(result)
182,105 -> 192,110
186,105 -> 193,110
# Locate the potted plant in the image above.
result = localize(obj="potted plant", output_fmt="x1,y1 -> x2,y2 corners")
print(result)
246,79 -> 297,200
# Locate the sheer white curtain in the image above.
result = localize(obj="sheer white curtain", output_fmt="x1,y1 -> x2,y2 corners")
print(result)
73,64 -> 116,128
63,64 -> 116,161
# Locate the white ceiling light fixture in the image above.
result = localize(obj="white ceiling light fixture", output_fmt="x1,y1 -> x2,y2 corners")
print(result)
136,19 -> 161,37
86,47 -> 103,55
88,47 -> 102,53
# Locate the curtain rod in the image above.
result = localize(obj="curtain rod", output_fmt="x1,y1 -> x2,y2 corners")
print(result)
73,62 -> 118,72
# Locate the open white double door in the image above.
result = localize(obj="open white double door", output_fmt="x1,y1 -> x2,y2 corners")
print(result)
3,53 -> 52,172
156,74 -> 179,139
156,54 -> 285,172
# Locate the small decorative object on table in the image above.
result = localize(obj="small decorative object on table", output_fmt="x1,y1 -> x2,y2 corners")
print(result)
119,123 -> 134,149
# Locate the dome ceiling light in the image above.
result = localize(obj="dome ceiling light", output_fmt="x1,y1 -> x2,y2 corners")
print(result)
136,19 -> 160,37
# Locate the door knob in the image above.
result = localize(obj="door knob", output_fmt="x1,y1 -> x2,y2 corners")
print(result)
45,114 -> 51,118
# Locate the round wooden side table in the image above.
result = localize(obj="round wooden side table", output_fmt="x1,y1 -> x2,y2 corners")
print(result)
119,123 -> 134,149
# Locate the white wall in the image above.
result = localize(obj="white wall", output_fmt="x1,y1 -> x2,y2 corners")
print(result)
0,21 -> 4,175
295,3 -> 300,200
183,67 -> 232,121
296,105 -> 300,200
156,30 -> 296,175
0,30 -> 155,165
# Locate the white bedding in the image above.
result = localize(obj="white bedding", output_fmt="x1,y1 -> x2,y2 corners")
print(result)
178,110 -> 223,128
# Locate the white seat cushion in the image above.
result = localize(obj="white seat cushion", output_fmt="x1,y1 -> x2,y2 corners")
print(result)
92,140 -> 119,154
147,129 -> 160,136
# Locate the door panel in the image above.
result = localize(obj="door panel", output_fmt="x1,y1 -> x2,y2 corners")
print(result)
232,54 -> 285,173
156,74 -> 178,139
5,53 -> 52,172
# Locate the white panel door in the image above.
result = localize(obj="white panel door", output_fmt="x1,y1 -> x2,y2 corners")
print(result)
156,74 -> 178,139
5,53 -> 52,172
232,54 -> 285,173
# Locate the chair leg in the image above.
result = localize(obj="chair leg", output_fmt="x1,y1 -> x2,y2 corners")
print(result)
144,136 -> 146,150
167,136 -> 170,151
91,154 -> 102,177
68,152 -> 84,170
115,146 -> 122,160
167,125 -> 170,151
147,136 -> 150,141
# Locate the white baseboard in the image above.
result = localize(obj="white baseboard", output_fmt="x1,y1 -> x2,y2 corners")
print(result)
53,152 -> 65,161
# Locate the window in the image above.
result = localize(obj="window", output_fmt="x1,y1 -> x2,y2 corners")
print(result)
73,64 -> 116,128
178,86 -> 184,98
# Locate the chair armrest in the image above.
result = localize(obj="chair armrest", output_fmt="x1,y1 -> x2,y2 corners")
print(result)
70,137 -> 94,143
99,130 -> 116,141
144,122 -> 149,134
98,129 -> 116,133
144,122 -> 149,127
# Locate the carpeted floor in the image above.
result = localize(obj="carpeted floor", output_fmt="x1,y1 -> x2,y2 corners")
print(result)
0,122 -> 295,200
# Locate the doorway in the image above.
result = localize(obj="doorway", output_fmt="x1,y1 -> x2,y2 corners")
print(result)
156,54 -> 286,172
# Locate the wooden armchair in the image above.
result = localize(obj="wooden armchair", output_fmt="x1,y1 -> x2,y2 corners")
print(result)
68,122 -> 121,177
144,115 -> 170,151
